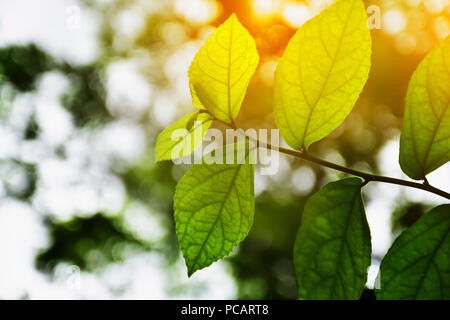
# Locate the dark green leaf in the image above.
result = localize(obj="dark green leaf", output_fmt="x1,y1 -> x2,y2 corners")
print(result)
294,178 -> 371,299
377,204 -> 450,300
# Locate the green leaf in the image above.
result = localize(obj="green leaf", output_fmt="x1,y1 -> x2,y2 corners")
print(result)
174,147 -> 255,276
294,178 -> 371,300
399,36 -> 450,180
377,204 -> 450,300
155,112 -> 212,162
188,14 -> 259,124
274,0 -> 371,150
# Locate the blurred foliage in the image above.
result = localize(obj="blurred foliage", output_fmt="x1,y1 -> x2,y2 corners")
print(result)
391,202 -> 433,236
24,114 -> 40,140
36,214 -> 150,272
60,63 -> 111,127
0,44 -> 53,91
230,197 -> 305,299
0,159 -> 37,201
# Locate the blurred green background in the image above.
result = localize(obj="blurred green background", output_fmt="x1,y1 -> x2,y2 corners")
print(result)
0,0 -> 449,299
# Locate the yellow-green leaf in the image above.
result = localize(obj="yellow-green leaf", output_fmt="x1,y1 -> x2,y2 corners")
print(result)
155,112 -> 212,162
399,36 -> 450,180
188,14 -> 259,124
274,0 -> 371,150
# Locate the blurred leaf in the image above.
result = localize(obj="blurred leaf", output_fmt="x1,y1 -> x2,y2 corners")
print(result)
274,0 -> 371,150
188,14 -> 259,123
61,64 -> 110,127
377,205 -> 450,300
399,36 -> 450,180
24,113 -> 40,140
156,112 -> 212,162
293,178 -> 371,299
174,147 -> 255,276
391,202 -> 430,234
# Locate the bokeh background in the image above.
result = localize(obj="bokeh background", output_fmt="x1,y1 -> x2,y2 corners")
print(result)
0,0 -> 449,299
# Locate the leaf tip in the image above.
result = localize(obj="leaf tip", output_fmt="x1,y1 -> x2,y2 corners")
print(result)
187,266 -> 198,278
228,12 -> 238,22
226,13 -> 247,31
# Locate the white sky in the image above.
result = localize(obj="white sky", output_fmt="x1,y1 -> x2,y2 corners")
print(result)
0,0 -> 100,65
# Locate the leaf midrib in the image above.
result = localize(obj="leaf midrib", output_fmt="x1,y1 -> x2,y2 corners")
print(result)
329,187 -> 362,299
380,213 -> 450,299
413,227 -> 449,299
300,0 -> 357,149
421,102 -> 450,177
188,164 -> 243,272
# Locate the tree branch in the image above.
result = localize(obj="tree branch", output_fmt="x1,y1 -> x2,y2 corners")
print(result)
274,144 -> 450,201
207,114 -> 450,201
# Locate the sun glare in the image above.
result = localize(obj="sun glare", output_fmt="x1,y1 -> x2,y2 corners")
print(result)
253,0 -> 280,17
174,0 -> 219,24
424,0 -> 449,14
383,9 -> 407,35
282,3 -> 312,28
251,0 -> 332,27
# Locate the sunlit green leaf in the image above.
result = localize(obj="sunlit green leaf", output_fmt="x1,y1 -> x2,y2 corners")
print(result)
399,36 -> 450,180
174,145 -> 255,276
294,178 -> 371,300
155,112 -> 212,162
377,204 -> 450,300
274,0 -> 371,150
188,14 -> 259,123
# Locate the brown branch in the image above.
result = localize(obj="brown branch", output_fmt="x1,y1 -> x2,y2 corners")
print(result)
206,113 -> 450,201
